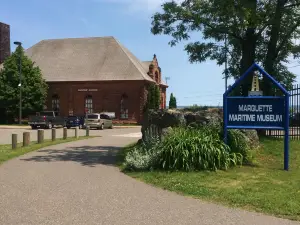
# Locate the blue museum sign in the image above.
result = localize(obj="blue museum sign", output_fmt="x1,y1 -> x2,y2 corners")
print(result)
227,97 -> 285,128
223,63 -> 290,171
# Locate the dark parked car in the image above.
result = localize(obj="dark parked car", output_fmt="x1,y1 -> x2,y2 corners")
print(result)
290,112 -> 300,126
28,111 -> 66,129
66,116 -> 85,129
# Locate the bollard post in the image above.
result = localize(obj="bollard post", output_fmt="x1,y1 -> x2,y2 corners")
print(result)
23,132 -> 30,147
38,129 -> 44,144
75,126 -> 79,138
12,134 -> 17,149
52,128 -> 56,141
63,127 -> 67,139
86,126 -> 90,137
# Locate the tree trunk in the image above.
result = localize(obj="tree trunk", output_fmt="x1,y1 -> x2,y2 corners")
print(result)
240,28 -> 257,96
263,0 -> 287,96
239,0 -> 258,96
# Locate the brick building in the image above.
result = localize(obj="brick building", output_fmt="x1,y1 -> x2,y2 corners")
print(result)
25,37 -> 168,124
0,22 -> 10,65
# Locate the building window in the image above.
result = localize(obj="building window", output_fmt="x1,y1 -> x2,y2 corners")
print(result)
120,94 -> 128,119
85,95 -> 93,113
52,94 -> 60,112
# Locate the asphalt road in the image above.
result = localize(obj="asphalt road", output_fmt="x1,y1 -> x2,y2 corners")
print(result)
0,129 -> 299,225
0,127 -> 141,145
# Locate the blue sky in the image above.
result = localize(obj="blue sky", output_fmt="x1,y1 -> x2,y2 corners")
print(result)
1,0 -> 300,106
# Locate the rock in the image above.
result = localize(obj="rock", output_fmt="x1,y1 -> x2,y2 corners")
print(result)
161,127 -> 173,140
185,108 -> 223,127
240,129 -> 260,149
141,108 -> 259,149
149,109 -> 185,128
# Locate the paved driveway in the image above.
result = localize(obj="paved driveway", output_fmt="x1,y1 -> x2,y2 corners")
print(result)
0,127 -> 141,145
0,132 -> 299,225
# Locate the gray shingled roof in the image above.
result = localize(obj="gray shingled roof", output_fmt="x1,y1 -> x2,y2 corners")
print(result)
24,36 -> 154,82
141,61 -> 152,73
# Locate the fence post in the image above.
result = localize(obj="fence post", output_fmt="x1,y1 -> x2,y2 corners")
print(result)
23,132 -> 30,147
38,129 -> 44,144
63,127 -> 67,139
52,128 -> 56,141
12,134 -> 17,149
86,126 -> 90,137
75,126 -> 79,138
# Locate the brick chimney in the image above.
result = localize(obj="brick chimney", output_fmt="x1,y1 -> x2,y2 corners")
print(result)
0,22 -> 10,65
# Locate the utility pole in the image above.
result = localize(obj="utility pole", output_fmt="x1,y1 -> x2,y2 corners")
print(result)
165,76 -> 170,85
14,41 -> 22,125
225,34 -> 228,92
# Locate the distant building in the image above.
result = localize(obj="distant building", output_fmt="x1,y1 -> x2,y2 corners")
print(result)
24,37 -> 168,123
0,22 -> 10,64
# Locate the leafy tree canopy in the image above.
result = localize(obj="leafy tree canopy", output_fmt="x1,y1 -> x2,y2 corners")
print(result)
151,0 -> 300,95
0,46 -> 48,120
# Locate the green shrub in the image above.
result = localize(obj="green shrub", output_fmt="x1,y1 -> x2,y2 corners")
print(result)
123,125 -> 245,172
158,126 -> 243,171
123,137 -> 161,171
224,129 -> 252,163
182,104 -> 208,112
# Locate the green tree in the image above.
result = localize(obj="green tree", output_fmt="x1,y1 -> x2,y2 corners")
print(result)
0,46 -> 48,122
151,0 -> 300,95
146,84 -> 155,110
169,93 -> 177,109
145,83 -> 161,110
154,84 -> 161,109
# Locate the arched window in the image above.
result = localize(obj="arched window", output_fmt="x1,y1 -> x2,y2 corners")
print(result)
85,95 -> 93,113
120,94 -> 128,119
52,94 -> 60,112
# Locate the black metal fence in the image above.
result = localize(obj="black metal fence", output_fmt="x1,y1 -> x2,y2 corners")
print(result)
266,84 -> 300,139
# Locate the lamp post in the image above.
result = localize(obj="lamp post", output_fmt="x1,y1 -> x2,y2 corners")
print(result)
14,41 -> 22,125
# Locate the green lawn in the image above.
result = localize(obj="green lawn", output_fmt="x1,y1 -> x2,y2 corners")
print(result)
121,138 -> 300,221
0,136 -> 95,165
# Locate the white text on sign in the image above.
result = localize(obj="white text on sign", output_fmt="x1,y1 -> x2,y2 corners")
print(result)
229,105 -> 283,122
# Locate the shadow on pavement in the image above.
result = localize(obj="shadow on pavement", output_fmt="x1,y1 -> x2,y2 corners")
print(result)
21,145 -> 122,167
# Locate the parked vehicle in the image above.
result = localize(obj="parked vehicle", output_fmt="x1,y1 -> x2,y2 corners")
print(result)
290,112 -> 300,126
85,113 -> 113,130
101,112 -> 116,119
66,115 -> 85,129
28,111 -> 66,129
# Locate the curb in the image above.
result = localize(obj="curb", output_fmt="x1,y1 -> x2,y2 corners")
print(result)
0,126 -> 31,129
113,126 -> 141,129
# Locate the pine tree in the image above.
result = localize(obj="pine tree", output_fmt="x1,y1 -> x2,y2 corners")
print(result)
0,46 -> 48,122
173,95 -> 177,108
169,93 -> 177,109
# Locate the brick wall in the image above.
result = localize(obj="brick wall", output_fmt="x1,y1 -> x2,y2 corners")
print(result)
45,80 -> 148,124
0,22 -> 10,65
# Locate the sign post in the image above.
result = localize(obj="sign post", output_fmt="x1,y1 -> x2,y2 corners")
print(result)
223,63 -> 290,171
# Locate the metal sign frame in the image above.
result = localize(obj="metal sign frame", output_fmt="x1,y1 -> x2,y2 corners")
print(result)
223,63 -> 290,171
